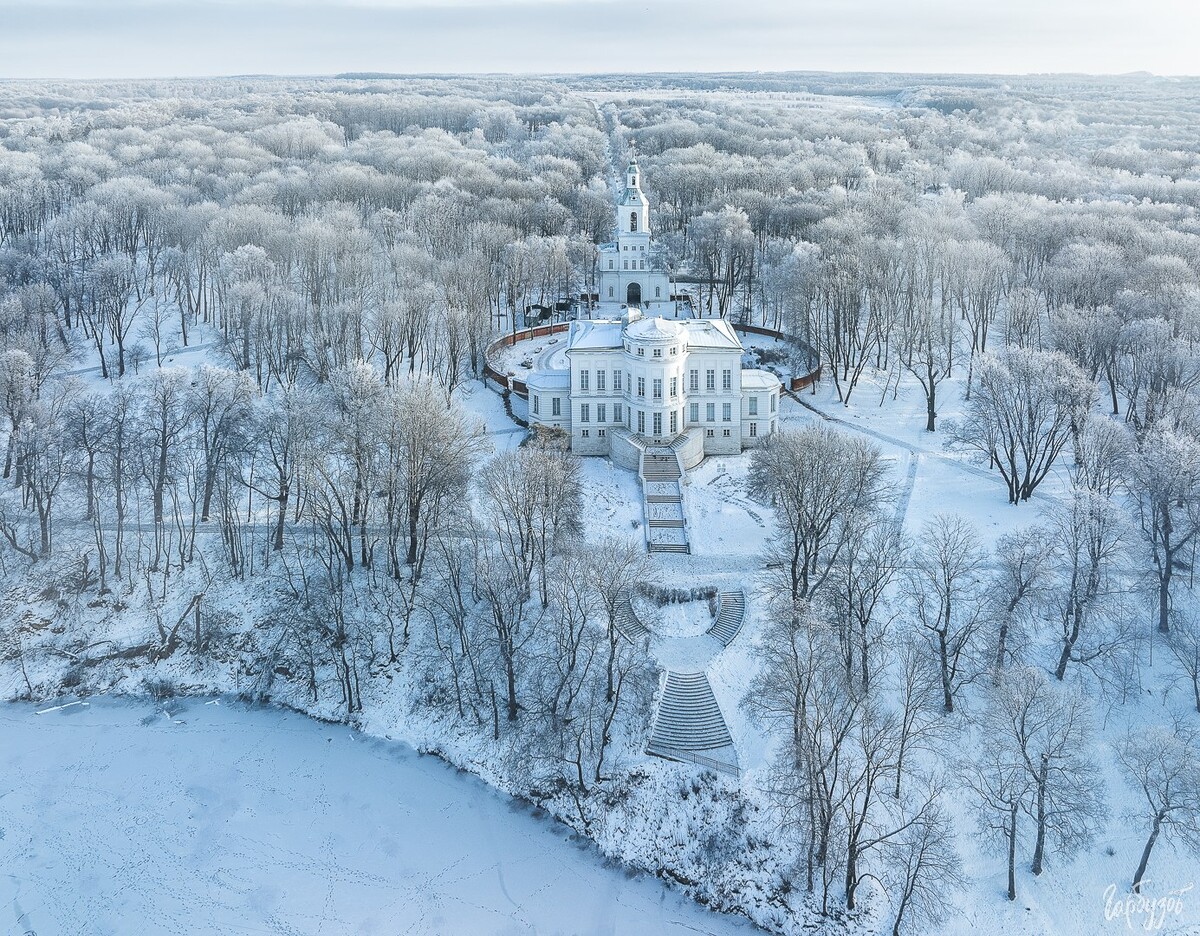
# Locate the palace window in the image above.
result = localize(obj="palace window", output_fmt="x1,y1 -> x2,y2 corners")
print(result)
637,410 -> 645,434
722,369 -> 731,390
532,396 -> 539,415
596,370 -> 606,392
582,429 -> 589,438
689,369 -> 698,391
770,394 -> 776,413
608,286 -> 614,297
580,404 -> 590,423
670,411 -> 677,434
614,370 -> 623,391
653,348 -> 662,358
706,369 -> 715,391
608,260 -> 613,269
706,429 -> 714,438
670,376 -> 677,398
653,412 -> 662,435
653,378 -> 662,400
723,402 -> 732,422
706,402 -> 715,422
690,403 -> 699,423
623,260 -> 628,270
670,345 -> 677,355
637,348 -> 644,357
579,369 -> 589,391
723,429 -> 731,437
749,422 -> 757,437
598,429 -> 606,438
748,396 -> 757,416
552,397 -> 561,417
640,260 -> 645,270
597,403 -> 606,422
656,287 -> 661,298
637,376 -> 645,397
614,403 -> 622,422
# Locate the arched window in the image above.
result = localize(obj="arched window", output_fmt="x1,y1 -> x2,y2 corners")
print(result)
630,212 -> 638,233
608,286 -> 614,297
655,286 -> 661,298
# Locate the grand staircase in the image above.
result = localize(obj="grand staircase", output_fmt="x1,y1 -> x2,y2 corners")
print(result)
613,590 -> 651,643
645,670 -> 738,776
641,448 -> 689,554
707,590 -> 746,647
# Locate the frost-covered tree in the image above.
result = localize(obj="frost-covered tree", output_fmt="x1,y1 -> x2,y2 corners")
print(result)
749,424 -> 890,605
907,514 -> 987,714
982,667 -> 1106,877
961,732 -> 1030,901
477,441 -> 583,607
0,349 -> 36,481
1117,719 -> 1200,893
1125,426 -> 1200,635
949,347 -> 1093,503
1166,607 -> 1200,713
1049,489 -> 1130,680
985,528 -> 1054,680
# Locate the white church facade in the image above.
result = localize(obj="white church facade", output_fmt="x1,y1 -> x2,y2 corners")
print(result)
596,158 -> 673,306
526,158 -> 779,467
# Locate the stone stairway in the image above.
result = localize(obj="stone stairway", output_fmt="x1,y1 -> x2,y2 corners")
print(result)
642,452 -> 681,481
646,670 -> 738,775
707,590 -> 746,647
641,448 -> 689,554
613,590 -> 651,643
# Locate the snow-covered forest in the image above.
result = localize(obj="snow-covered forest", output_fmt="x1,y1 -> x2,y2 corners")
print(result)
3,72 -> 1200,934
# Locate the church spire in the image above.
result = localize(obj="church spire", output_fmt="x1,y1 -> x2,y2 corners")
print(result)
619,150 -> 649,237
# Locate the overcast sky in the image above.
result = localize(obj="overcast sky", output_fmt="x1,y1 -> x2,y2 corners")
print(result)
1,0 -> 1198,80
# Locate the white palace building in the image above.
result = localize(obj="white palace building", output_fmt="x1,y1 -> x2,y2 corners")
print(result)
527,158 -> 779,470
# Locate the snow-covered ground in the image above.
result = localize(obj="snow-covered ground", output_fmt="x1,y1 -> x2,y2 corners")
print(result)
0,697 -> 757,936
781,370 -> 1066,550
469,368 -> 1200,936
489,335 -> 571,382
6,359 -> 1195,936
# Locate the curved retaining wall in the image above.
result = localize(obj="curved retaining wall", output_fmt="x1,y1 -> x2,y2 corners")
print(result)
481,323 -> 571,397
731,322 -> 822,393
482,318 -> 822,401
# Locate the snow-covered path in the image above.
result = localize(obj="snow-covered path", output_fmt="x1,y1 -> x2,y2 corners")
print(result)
0,697 -> 756,936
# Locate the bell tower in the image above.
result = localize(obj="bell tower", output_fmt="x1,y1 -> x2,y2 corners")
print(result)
596,144 -> 671,307
618,157 -> 650,242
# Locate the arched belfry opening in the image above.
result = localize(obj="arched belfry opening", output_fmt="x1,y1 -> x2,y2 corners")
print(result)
627,282 -> 642,305
630,211 -> 638,232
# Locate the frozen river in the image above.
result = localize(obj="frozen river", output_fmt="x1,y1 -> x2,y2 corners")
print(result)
0,697 -> 754,935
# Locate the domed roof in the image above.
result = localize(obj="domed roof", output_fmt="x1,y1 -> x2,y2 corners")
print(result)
625,316 -> 683,342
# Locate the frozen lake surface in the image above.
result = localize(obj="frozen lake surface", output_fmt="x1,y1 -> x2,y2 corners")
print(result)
0,697 -> 755,935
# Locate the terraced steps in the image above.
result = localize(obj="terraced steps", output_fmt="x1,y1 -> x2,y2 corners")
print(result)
613,591 -> 651,643
707,590 -> 746,647
646,671 -> 735,758
640,447 -> 689,554
642,452 -> 682,482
